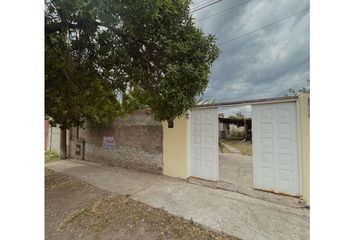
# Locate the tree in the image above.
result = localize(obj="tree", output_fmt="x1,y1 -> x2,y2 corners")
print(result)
285,79 -> 310,97
229,112 -> 244,119
45,0 -> 220,158
236,112 -> 244,119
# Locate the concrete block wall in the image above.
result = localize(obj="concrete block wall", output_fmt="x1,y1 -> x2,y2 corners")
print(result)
69,109 -> 163,174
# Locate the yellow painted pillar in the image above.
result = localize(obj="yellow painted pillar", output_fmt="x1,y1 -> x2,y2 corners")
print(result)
298,93 -> 310,204
162,114 -> 189,178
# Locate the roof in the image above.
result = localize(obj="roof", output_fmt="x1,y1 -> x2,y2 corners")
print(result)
218,117 -> 251,125
195,96 -> 298,108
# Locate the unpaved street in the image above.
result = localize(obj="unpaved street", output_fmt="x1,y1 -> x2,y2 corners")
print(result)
45,168 -> 237,240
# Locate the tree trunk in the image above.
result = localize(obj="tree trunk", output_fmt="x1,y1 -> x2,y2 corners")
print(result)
60,127 -> 67,159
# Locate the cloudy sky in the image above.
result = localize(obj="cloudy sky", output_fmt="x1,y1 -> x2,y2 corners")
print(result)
191,0 -> 309,109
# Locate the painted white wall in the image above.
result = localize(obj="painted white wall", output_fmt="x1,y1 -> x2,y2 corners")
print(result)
48,125 -> 69,154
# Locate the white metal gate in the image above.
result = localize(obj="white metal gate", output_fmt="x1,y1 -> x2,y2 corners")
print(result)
252,102 -> 300,196
190,108 -> 218,181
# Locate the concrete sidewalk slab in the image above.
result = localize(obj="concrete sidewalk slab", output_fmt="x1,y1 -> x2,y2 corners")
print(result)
46,160 -> 309,240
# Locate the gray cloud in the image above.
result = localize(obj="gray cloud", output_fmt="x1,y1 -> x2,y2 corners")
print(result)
191,0 -> 309,102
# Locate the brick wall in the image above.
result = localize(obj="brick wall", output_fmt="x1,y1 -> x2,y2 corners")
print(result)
69,109 -> 163,174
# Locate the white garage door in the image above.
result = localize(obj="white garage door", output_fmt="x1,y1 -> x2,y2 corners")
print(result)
252,102 -> 300,196
190,108 -> 218,181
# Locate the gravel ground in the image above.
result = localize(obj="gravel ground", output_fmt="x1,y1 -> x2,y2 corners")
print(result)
45,168 -> 238,240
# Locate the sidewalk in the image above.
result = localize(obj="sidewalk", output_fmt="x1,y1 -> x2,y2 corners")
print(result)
45,160 -> 309,240
220,142 -> 241,154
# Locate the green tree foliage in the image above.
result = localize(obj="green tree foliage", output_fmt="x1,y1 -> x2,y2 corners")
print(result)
236,112 -> 245,119
285,79 -> 310,97
229,112 -> 244,120
45,0 -> 220,129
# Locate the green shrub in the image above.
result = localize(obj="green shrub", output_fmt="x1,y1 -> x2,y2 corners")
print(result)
45,151 -> 59,162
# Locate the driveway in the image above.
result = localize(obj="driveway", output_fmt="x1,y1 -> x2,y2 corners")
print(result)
46,159 -> 309,240
219,152 -> 307,208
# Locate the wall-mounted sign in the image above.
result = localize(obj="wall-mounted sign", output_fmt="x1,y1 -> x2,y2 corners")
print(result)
103,136 -> 115,149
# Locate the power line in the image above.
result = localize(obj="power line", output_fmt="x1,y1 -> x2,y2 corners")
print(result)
191,0 -> 224,13
196,0 -> 255,22
218,7 -> 309,46
191,0 -> 217,11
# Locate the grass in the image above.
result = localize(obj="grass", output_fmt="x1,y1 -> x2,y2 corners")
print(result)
220,139 -> 252,156
45,150 -> 59,163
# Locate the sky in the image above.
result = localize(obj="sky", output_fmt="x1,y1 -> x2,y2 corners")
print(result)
191,0 -> 310,109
